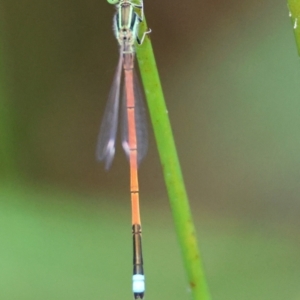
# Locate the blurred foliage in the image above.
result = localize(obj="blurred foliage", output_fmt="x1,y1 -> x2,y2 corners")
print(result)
0,11 -> 16,177
0,181 -> 299,299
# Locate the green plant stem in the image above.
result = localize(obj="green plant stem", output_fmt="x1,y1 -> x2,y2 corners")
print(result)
136,19 -> 211,300
288,0 -> 300,55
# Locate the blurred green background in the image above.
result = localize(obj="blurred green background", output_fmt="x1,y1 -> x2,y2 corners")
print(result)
1,0 -> 300,299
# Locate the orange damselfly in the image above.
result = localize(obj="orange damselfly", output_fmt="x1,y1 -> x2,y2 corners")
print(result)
96,0 -> 151,298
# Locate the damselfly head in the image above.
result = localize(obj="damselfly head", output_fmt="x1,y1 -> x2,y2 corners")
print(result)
107,0 -> 119,4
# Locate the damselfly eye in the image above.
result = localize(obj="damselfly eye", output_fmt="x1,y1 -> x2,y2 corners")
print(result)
107,0 -> 119,4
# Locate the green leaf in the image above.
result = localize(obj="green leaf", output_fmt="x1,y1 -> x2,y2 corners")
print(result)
288,0 -> 300,56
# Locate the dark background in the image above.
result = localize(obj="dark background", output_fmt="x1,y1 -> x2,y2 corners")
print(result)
1,0 -> 300,299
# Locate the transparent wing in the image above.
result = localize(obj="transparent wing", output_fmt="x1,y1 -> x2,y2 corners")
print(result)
121,68 -> 148,167
96,53 -> 123,169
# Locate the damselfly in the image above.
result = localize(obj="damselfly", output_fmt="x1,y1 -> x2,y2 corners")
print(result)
96,0 -> 151,298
